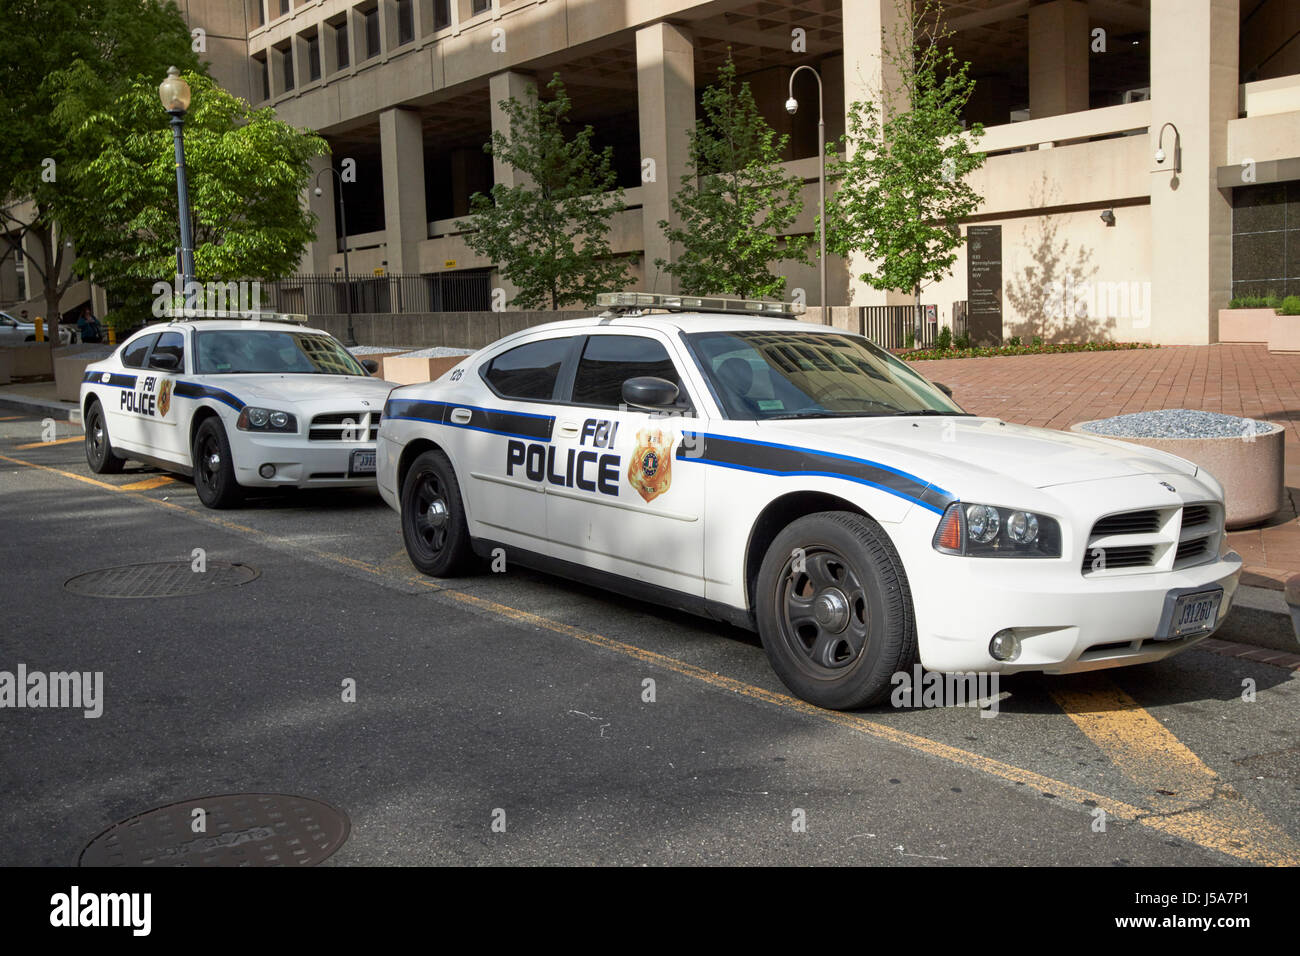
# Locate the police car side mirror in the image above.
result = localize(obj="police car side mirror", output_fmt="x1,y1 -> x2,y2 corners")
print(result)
934,382 -> 954,398
622,376 -> 679,409
149,352 -> 180,371
362,359 -> 379,374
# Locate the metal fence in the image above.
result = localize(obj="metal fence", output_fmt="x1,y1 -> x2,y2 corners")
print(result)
263,271 -> 493,316
862,305 -> 938,349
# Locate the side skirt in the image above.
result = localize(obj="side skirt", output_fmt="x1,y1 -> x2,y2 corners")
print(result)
470,538 -> 756,632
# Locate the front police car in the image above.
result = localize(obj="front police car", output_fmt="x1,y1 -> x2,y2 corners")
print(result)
79,314 -> 395,509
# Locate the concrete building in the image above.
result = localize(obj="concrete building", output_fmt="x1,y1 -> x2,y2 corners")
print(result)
5,0 -> 1300,346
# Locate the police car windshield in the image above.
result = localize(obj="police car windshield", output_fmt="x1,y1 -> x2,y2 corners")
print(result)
686,330 -> 965,420
194,330 -> 367,376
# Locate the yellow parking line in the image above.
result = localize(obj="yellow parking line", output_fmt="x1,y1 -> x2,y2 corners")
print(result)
117,475 -> 178,491
1052,676 -> 1300,866
3,448 -> 1296,864
14,436 -> 84,450
0,415 -> 23,421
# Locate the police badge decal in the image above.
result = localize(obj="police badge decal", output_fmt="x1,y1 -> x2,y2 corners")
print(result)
627,427 -> 675,503
157,378 -> 172,418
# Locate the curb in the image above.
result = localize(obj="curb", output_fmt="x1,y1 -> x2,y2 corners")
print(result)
0,392 -> 81,424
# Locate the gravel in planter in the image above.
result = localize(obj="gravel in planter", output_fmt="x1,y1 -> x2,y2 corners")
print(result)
1077,409 -> 1276,439
346,345 -> 410,355
381,346 -> 476,359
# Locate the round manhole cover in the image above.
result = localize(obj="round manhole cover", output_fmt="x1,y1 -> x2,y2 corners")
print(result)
79,794 -> 350,866
65,561 -> 259,598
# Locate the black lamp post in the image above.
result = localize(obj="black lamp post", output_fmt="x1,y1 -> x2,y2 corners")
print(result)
159,67 -> 195,308
314,167 -> 356,346
786,65 -> 827,316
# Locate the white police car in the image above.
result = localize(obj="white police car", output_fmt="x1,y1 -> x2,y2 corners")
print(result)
376,293 -> 1242,710
80,313 -> 394,508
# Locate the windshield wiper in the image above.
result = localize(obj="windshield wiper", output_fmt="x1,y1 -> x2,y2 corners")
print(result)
886,408 -> 971,416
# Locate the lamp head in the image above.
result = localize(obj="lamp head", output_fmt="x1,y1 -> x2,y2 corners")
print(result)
313,186 -> 323,197
158,66 -> 191,113
1154,147 -> 1166,164
785,97 -> 799,115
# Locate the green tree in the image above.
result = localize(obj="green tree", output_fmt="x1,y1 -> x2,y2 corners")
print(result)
659,56 -> 808,299
57,69 -> 328,327
0,0 -> 201,342
460,74 -> 631,310
825,0 -> 985,339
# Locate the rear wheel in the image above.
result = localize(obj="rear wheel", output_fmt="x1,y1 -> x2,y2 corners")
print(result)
401,449 -> 473,576
192,417 -> 243,509
84,400 -> 125,474
755,511 -> 917,710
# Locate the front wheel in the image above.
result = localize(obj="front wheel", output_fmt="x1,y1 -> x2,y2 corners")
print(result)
192,417 -> 243,509
400,449 -> 473,576
84,400 -> 125,474
755,511 -> 917,710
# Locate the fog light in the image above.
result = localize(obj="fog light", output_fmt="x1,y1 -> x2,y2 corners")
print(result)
989,629 -> 1021,662
259,464 -> 276,479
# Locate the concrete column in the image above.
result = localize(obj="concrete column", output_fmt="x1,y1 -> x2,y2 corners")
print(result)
488,70 -> 536,188
841,0 -> 911,308
636,21 -> 694,293
302,154 -> 338,275
1149,0 -> 1237,345
380,107 -> 427,275
1028,0 -> 1090,119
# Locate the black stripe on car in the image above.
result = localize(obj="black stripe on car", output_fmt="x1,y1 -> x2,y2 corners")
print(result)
384,398 -> 554,442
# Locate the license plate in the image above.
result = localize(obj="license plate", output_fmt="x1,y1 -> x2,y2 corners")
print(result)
1158,588 -> 1223,640
349,449 -> 376,476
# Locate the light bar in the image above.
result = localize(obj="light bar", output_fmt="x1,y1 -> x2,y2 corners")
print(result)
157,310 -> 309,324
597,291 -> 805,318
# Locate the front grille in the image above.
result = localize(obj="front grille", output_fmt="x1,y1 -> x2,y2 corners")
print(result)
1176,537 -> 1210,563
1092,509 -> 1161,536
1182,504 -> 1211,527
309,411 -> 379,442
1081,544 -> 1156,573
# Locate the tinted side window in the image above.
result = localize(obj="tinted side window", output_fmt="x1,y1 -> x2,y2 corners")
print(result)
120,334 -> 158,369
149,331 -> 185,370
571,335 -> 682,408
483,338 -> 571,401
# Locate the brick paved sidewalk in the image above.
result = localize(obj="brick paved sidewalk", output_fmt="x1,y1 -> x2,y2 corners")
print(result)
910,343 -> 1300,589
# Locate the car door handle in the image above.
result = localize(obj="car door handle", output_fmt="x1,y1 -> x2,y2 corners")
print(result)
557,420 -> 580,436
450,407 -> 472,425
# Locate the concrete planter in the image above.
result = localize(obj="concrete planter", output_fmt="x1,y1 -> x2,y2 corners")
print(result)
1268,313 -> 1300,352
0,349 -> 12,384
1218,308 -> 1273,343
1069,420 -> 1285,529
0,344 -> 54,378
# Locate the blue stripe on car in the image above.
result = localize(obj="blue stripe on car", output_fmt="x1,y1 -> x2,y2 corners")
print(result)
174,382 -> 245,411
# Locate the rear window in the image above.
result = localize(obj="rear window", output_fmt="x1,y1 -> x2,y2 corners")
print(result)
120,334 -> 158,369
482,337 -> 571,401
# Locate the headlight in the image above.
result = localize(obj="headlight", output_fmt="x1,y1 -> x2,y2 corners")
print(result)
237,406 -> 297,433
933,502 -> 1061,558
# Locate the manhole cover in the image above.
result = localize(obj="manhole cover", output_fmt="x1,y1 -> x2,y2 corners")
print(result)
78,793 -> 350,866
65,561 -> 259,598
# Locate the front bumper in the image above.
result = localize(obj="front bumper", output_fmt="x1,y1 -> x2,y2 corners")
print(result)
232,432 -> 378,488
910,550 -> 1243,674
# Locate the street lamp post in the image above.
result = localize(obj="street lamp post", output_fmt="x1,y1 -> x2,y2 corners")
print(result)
786,65 -> 826,318
314,167 -> 356,346
158,67 -> 195,309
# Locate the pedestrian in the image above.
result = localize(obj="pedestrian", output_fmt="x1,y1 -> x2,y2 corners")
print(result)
76,306 -> 103,344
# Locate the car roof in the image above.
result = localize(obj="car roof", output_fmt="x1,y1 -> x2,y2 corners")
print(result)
515,312 -> 847,336
130,320 -> 331,335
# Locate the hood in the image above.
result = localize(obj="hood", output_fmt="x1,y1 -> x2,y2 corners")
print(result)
756,416 -> 1198,490
201,374 -> 396,408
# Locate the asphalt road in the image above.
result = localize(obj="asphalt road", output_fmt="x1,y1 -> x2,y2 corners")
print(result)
1,413 -> 1297,866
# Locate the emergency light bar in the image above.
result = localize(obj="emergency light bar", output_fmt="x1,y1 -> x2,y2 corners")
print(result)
156,310 -> 309,325
597,292 -> 805,318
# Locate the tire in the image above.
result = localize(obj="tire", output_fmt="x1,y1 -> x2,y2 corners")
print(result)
755,510 -> 917,710
400,448 -> 473,577
84,400 -> 125,474
191,417 -> 243,509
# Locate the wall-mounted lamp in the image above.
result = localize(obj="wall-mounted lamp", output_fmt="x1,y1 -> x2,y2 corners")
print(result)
1154,122 -> 1181,174
1100,209 -> 1116,226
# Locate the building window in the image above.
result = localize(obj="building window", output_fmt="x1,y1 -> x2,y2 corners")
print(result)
278,0 -> 289,16
363,6 -> 380,59
305,32 -> 321,81
253,53 -> 270,100
396,0 -> 414,45
251,0 -> 265,28
278,42 -> 294,92
471,0 -> 490,13
333,18 -> 349,70
1232,182 -> 1300,299
433,0 -> 450,30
